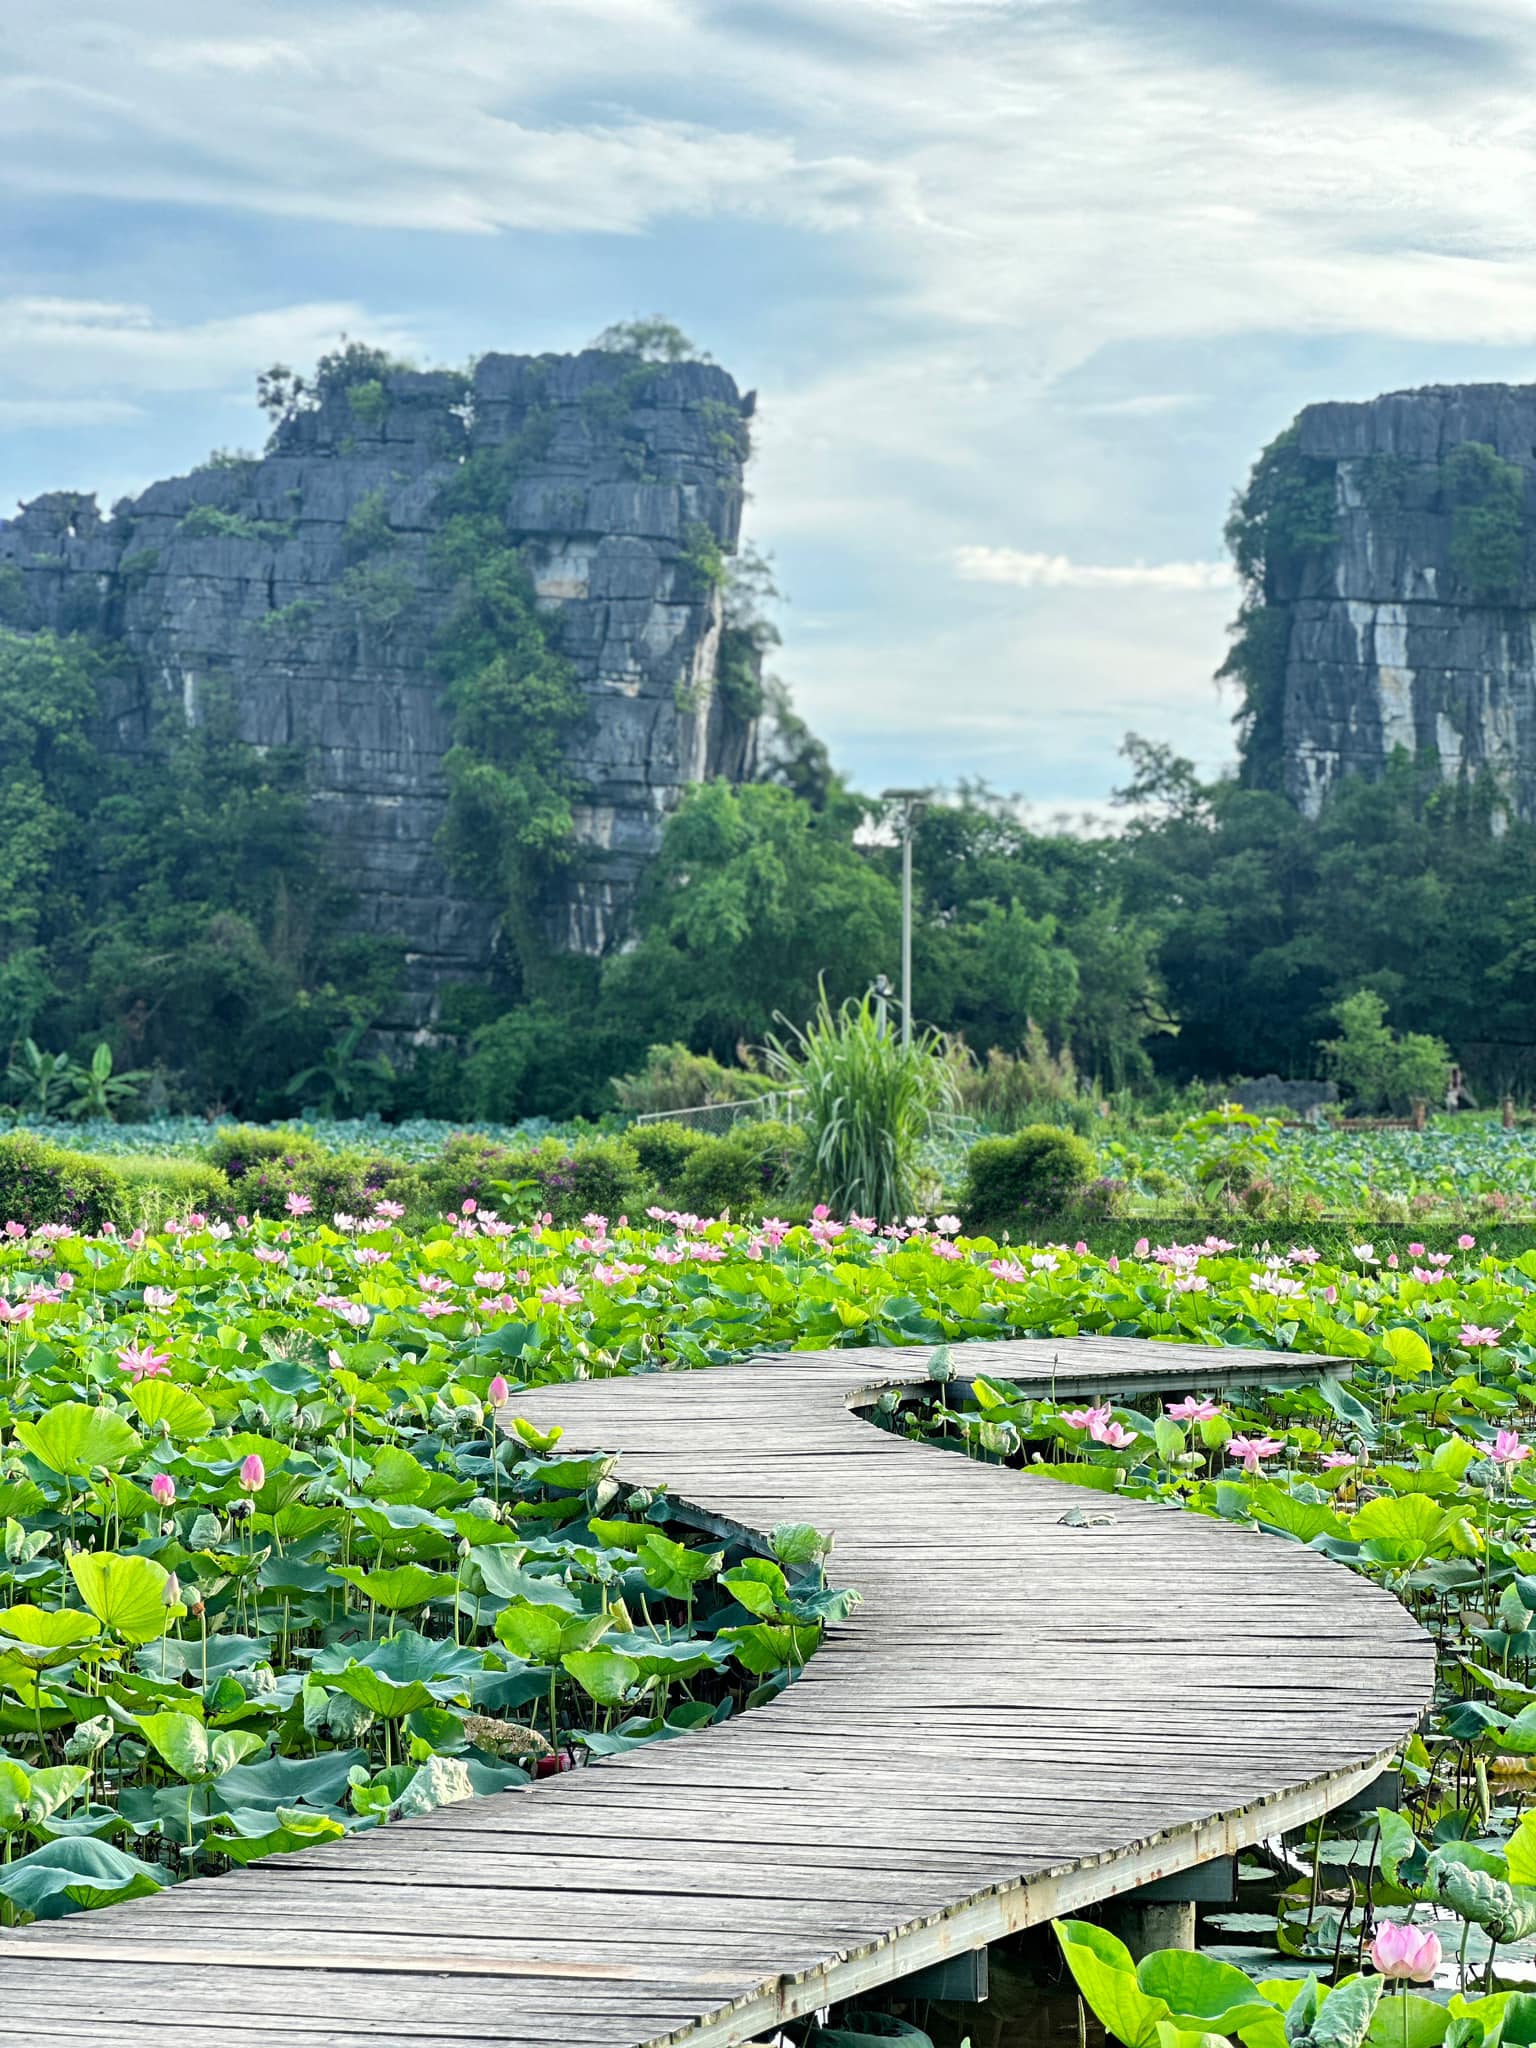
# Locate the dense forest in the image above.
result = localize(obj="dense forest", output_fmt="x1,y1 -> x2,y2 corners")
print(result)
3,610 -> 1533,1120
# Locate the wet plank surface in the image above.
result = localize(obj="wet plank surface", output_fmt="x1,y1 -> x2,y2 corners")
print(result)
0,1336 -> 1434,2047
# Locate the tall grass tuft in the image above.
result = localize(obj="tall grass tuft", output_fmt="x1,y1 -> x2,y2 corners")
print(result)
765,987 -> 955,1222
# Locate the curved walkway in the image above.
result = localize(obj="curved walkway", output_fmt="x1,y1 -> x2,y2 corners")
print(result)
0,1337 -> 1433,2048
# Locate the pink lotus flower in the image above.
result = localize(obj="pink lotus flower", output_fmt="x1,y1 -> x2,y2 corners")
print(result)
1091,1418 -> 1136,1449
1227,1434 -> 1284,1474
238,1454 -> 265,1493
418,1274 -> 453,1295
474,1271 -> 507,1290
371,1200 -> 405,1221
1167,1395 -> 1219,1422
1107,1254 -> 1120,1273
116,1342 -> 171,1382
1459,1234 -> 1477,1250
1491,1430 -> 1530,1468
1062,1404 -> 1112,1434
1461,1325 -> 1502,1348
149,1473 -> 176,1507
1370,1921 -> 1441,1983
285,1192 -> 313,1217
143,1287 -> 177,1310
1133,1237 -> 1150,1257
0,1300 -> 34,1326
989,1259 -> 1028,1283
488,1375 -> 510,1405
3,1221 -> 25,1240
417,1299 -> 455,1318
253,1245 -> 285,1265
1407,1242 -> 1425,1258
539,1283 -> 583,1307
1320,1450 -> 1357,1469
1175,1272 -> 1209,1293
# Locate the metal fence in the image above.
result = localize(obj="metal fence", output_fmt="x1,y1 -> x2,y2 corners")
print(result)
631,1090 -> 803,1138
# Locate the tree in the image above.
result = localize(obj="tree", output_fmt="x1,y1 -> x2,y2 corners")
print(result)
587,317 -> 708,364
601,781 -> 900,1055
1319,989 -> 1449,1114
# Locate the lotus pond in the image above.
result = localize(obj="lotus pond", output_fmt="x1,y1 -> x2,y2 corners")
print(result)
5,1196 -> 1536,1988
1106,1116 -> 1536,1222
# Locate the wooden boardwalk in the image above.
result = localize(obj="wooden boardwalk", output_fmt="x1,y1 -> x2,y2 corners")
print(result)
0,1337 -> 1434,2048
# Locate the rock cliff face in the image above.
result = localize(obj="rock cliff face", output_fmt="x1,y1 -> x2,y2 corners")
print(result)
1259,385 -> 1536,818
0,351 -> 758,1031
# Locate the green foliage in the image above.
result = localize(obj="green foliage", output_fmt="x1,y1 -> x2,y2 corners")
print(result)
206,1125 -> 400,1218
1320,989 -> 1450,1114
765,987 -> 955,1222
431,449 -> 584,980
64,1042 -> 150,1120
1442,442 -> 1526,600
626,1119 -> 711,1194
179,506 -> 295,544
1223,425 -> 1338,788
0,1132 -> 127,1231
342,488 -> 396,560
255,597 -> 319,637
680,520 -> 728,594
345,379 -> 388,430
340,561 -> 413,627
612,1043 -> 774,1115
1226,425 -> 1338,589
117,547 -> 160,585
587,316 -> 707,363
0,567 -> 29,625
959,1123 -> 1096,1232
286,1021 -> 394,1118
672,1119 -> 804,1219
607,782 -> 899,1060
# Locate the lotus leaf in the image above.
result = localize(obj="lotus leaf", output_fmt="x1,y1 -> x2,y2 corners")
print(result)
14,1403 -> 140,1478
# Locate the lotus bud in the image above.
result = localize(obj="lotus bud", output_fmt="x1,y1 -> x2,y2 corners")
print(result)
627,1488 -> 654,1513
149,1473 -> 176,1507
162,1571 -> 182,1607
488,1375 -> 510,1406
238,1453 -> 265,1493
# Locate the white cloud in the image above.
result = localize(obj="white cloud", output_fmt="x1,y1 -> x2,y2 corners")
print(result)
953,546 -> 1235,592
0,298 -> 420,398
0,398 -> 144,427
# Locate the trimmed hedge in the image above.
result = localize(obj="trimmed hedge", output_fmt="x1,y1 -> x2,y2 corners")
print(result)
960,1124 -> 1096,1235
0,1134 -> 127,1233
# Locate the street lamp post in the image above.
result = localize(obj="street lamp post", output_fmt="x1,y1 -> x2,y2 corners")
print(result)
881,789 -> 929,1049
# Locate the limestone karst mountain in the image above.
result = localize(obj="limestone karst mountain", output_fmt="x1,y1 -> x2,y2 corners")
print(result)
0,347 -> 761,1034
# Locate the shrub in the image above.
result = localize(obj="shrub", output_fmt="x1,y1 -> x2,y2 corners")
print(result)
409,1133 -> 648,1227
960,1124 -> 1096,1233
765,989 -> 956,1222
672,1121 -> 805,1220
408,1134 -> 516,1217
612,1043 -> 774,1115
627,1120 -> 711,1195
207,1125 -> 397,1218
523,1137 -> 648,1226
0,1133 -> 125,1231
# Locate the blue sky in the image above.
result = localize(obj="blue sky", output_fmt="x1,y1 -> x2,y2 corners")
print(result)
6,0 -> 1536,809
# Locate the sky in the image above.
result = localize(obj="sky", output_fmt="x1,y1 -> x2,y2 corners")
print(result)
6,1 -> 1536,808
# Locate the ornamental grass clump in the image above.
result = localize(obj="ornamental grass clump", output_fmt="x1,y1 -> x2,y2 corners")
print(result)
765,988 -> 955,1223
